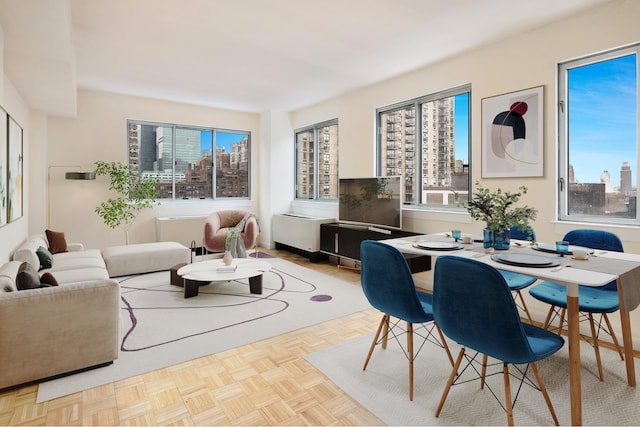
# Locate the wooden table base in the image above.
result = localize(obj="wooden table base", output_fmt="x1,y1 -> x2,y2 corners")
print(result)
184,274 -> 263,298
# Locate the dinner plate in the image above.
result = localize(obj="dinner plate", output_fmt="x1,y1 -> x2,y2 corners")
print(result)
532,243 -> 593,255
491,253 -> 560,268
413,241 -> 464,251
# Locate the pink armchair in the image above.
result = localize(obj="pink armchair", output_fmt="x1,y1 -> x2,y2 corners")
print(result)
203,210 -> 259,254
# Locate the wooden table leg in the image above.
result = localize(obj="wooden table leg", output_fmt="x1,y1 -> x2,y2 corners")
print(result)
249,274 -> 263,294
184,279 -> 202,298
567,284 -> 582,426
617,278 -> 636,386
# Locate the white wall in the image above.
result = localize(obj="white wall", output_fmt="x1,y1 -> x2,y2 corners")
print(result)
289,0 -> 640,251
41,90 -> 261,250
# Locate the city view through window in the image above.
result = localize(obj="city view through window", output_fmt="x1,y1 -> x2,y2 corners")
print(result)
128,121 -> 250,200
563,50 -> 638,221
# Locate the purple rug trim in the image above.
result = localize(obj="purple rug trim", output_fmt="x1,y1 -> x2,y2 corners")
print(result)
117,262 -> 330,352
250,251 -> 276,258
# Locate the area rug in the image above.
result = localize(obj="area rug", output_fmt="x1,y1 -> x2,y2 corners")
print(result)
37,254 -> 369,403
305,332 -> 640,425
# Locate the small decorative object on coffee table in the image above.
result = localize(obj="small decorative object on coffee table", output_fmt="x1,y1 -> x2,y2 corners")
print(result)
176,258 -> 271,298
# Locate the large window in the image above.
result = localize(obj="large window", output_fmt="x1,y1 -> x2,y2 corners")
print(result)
377,85 -> 470,208
558,45 -> 638,224
295,119 -> 339,200
128,120 -> 250,200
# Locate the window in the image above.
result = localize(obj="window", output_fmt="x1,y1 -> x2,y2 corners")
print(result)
295,119 -> 339,200
377,85 -> 470,208
128,120 -> 250,200
558,45 -> 638,224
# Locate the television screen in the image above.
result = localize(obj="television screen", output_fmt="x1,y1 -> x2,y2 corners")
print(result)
338,177 -> 402,229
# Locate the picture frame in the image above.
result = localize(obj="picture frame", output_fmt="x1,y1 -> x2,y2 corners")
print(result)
481,85 -> 544,178
0,108 -> 7,227
8,115 -> 23,222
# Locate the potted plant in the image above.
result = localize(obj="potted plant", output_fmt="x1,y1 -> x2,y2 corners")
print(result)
94,161 -> 159,244
459,181 -> 537,249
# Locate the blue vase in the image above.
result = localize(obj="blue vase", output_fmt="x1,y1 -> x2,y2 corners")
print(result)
483,225 -> 511,250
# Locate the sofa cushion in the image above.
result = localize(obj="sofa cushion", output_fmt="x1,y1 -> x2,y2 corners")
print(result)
36,246 -> 53,269
40,272 -> 59,287
46,229 -> 68,254
16,263 -> 41,291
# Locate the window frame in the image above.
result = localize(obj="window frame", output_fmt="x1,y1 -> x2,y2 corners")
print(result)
376,84 -> 471,210
558,44 -> 639,225
294,118 -> 339,201
127,119 -> 251,201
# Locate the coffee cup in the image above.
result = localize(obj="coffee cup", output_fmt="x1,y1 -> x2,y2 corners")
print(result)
573,248 -> 589,260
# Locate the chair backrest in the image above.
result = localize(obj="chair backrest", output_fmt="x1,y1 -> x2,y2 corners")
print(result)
360,240 -> 432,324
510,225 -> 536,241
433,255 -> 535,364
564,229 -> 623,291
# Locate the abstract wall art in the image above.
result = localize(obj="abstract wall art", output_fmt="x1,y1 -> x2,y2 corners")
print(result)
8,115 -> 23,222
482,86 -> 544,178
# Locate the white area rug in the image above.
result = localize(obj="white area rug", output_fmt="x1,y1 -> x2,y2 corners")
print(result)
306,332 -> 640,425
37,255 -> 369,403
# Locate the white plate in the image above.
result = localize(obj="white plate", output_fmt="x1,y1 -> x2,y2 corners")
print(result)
532,243 -> 593,255
413,241 -> 464,251
491,253 -> 560,267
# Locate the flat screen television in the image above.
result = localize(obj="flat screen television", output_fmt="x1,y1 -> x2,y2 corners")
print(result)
338,176 -> 402,230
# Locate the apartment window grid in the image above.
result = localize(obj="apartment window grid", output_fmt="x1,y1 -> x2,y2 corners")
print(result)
558,44 -> 639,225
127,120 -> 251,200
377,85 -> 470,208
295,119 -> 339,200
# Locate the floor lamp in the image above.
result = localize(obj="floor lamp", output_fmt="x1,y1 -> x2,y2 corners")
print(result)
47,165 -> 96,229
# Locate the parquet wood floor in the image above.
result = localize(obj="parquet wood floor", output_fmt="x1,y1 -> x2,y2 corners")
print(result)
0,248 -> 386,426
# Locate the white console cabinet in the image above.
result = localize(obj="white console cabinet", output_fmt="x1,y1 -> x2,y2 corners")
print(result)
272,214 -> 335,261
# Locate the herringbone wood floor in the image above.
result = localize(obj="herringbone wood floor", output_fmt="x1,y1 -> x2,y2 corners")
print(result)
0,248 -> 386,426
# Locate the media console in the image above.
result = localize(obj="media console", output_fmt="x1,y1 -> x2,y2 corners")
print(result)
319,223 -> 431,273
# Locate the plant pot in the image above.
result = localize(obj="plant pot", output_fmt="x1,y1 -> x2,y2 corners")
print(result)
223,250 -> 233,265
483,225 -> 511,250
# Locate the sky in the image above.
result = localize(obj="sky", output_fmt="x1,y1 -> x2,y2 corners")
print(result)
568,53 -> 637,188
455,92 -> 469,164
200,130 -> 248,155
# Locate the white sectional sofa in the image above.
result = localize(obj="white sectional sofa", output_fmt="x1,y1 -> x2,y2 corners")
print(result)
0,235 -> 120,390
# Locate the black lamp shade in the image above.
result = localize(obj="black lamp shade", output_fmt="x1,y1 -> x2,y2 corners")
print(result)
65,171 -> 96,180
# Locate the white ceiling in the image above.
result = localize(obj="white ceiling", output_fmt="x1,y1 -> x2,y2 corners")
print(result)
0,0 -> 611,117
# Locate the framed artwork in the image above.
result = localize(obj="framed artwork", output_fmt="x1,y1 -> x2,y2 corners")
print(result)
481,85 -> 543,178
8,115 -> 23,222
0,108 -> 6,227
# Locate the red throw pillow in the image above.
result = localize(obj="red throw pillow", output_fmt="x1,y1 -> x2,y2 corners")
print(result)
40,272 -> 59,287
46,229 -> 68,254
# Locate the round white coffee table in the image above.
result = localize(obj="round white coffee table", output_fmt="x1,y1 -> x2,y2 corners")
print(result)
177,258 -> 272,298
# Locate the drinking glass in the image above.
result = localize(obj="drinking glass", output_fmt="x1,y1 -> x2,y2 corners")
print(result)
555,240 -> 569,257
452,229 -> 462,243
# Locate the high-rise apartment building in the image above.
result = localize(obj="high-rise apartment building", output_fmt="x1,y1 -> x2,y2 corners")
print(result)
621,161 -> 632,195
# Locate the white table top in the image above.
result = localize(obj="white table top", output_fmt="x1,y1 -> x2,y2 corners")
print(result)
177,258 -> 271,282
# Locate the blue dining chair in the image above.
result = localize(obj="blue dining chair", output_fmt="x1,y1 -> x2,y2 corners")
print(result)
360,240 -> 453,401
433,255 -> 564,426
497,225 -> 539,323
528,229 -> 624,381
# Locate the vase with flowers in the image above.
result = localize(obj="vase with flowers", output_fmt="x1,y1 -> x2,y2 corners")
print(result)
460,181 -> 537,250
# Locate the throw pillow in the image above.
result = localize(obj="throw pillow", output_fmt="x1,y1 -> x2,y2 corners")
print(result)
16,262 -> 41,291
40,272 -> 59,287
46,229 -> 68,254
36,246 -> 54,269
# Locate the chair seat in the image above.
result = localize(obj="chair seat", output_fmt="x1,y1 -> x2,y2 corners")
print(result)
522,323 -> 566,362
498,269 -> 536,290
414,290 -> 436,324
528,281 -> 620,313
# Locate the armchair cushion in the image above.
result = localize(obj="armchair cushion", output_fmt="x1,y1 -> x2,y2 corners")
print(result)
203,210 -> 259,254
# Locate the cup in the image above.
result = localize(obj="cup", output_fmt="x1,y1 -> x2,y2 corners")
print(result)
556,240 -> 570,257
451,229 -> 462,242
461,235 -> 473,244
573,248 -> 589,260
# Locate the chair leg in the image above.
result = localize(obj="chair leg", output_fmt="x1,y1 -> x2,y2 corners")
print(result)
542,306 -> 555,329
558,308 -> 566,334
515,290 -> 534,324
363,314 -> 389,370
502,363 -> 514,426
407,322 -> 414,401
530,362 -> 559,426
588,313 -> 605,381
481,354 -> 488,389
602,313 -> 625,360
435,324 -> 454,367
436,347 -> 465,418
382,315 -> 390,349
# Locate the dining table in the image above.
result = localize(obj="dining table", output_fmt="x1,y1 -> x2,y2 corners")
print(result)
381,233 -> 640,426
